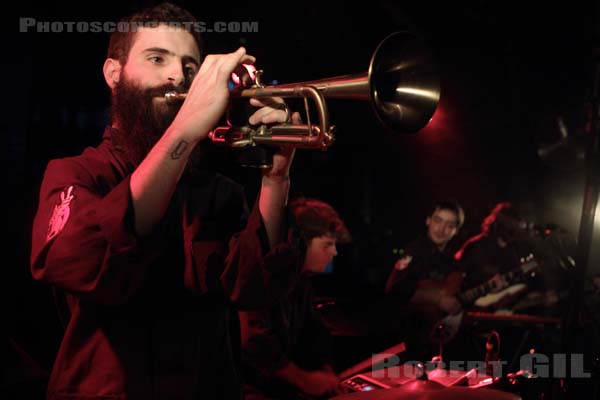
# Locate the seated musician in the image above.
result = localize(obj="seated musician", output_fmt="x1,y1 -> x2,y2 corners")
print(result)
384,200 -> 465,346
238,197 -> 351,400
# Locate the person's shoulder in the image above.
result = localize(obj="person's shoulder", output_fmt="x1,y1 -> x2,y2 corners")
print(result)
44,141 -> 122,183
405,235 -> 430,254
387,236 -> 427,270
44,148 -> 99,179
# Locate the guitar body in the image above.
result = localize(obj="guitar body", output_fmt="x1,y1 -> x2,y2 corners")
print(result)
432,311 -> 464,344
412,271 -> 465,344
417,270 -> 463,295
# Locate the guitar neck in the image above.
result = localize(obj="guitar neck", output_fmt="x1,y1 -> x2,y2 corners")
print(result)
458,265 -> 531,305
459,283 -> 494,304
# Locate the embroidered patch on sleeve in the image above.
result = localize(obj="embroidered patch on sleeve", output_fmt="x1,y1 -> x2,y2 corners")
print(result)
46,185 -> 74,242
394,255 -> 413,271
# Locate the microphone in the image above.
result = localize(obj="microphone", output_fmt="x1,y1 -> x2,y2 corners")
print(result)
484,330 -> 501,377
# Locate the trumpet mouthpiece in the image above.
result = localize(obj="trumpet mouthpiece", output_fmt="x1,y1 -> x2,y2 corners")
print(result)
165,91 -> 186,103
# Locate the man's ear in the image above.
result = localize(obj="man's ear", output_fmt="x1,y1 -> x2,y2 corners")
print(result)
103,58 -> 122,90
425,217 -> 431,227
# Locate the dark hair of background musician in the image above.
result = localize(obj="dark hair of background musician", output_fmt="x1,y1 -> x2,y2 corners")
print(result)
290,197 -> 352,244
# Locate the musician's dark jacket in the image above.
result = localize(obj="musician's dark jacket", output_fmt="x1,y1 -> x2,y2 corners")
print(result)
30,127 -> 300,400
455,233 -> 527,290
239,274 -> 333,399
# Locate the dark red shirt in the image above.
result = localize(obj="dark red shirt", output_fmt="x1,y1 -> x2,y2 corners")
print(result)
30,128 -> 299,400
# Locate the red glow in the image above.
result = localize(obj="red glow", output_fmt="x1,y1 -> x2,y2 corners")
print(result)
421,104 -> 446,134
413,102 -> 458,147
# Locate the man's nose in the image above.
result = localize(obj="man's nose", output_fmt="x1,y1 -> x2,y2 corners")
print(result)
167,63 -> 186,87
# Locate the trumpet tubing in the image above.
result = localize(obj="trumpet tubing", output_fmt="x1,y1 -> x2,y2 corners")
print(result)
165,31 -> 440,150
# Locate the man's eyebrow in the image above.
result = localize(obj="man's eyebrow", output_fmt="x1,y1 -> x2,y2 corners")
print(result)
183,55 -> 200,67
143,47 -> 173,56
143,47 -> 200,66
434,215 -> 456,223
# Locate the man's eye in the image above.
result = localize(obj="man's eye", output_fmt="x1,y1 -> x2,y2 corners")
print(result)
184,65 -> 197,76
149,56 -> 163,63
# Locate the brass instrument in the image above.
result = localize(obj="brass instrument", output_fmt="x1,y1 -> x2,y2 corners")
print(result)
165,31 -> 440,160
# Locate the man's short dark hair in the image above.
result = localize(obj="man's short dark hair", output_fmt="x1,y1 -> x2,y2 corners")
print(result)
290,197 -> 351,244
107,2 -> 203,64
430,200 -> 465,229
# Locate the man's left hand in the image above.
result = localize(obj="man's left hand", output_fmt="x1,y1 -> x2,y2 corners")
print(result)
248,97 -> 300,180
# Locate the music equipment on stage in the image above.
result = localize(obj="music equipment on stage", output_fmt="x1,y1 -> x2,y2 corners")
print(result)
431,258 -> 539,343
166,31 -> 440,167
463,311 -> 560,325
341,374 -> 393,392
338,342 -> 407,381
337,364 -> 522,400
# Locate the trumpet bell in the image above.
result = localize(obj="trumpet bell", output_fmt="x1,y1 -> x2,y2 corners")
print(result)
369,31 -> 441,133
271,30 -> 441,134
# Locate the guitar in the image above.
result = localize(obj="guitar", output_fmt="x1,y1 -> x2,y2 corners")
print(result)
431,258 -> 539,344
456,258 -> 539,308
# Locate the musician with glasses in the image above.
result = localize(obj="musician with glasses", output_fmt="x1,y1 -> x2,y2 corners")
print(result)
29,3 -> 303,399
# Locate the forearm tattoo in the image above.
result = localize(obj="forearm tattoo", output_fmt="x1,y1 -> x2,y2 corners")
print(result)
171,140 -> 189,159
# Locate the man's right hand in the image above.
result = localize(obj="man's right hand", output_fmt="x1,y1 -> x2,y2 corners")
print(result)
170,47 -> 255,143
299,370 -> 344,398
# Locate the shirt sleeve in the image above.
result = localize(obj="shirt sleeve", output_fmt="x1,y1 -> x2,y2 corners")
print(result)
239,308 -> 290,377
385,247 -> 419,301
220,192 -> 303,311
30,159 -> 163,305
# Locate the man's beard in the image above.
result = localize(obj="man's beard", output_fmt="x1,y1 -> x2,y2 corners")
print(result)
110,78 -> 183,166
110,76 -> 232,176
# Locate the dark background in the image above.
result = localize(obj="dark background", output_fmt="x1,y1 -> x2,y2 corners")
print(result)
2,0 -> 599,385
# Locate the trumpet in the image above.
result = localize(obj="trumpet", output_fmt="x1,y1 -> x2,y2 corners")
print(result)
165,31 -> 440,156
